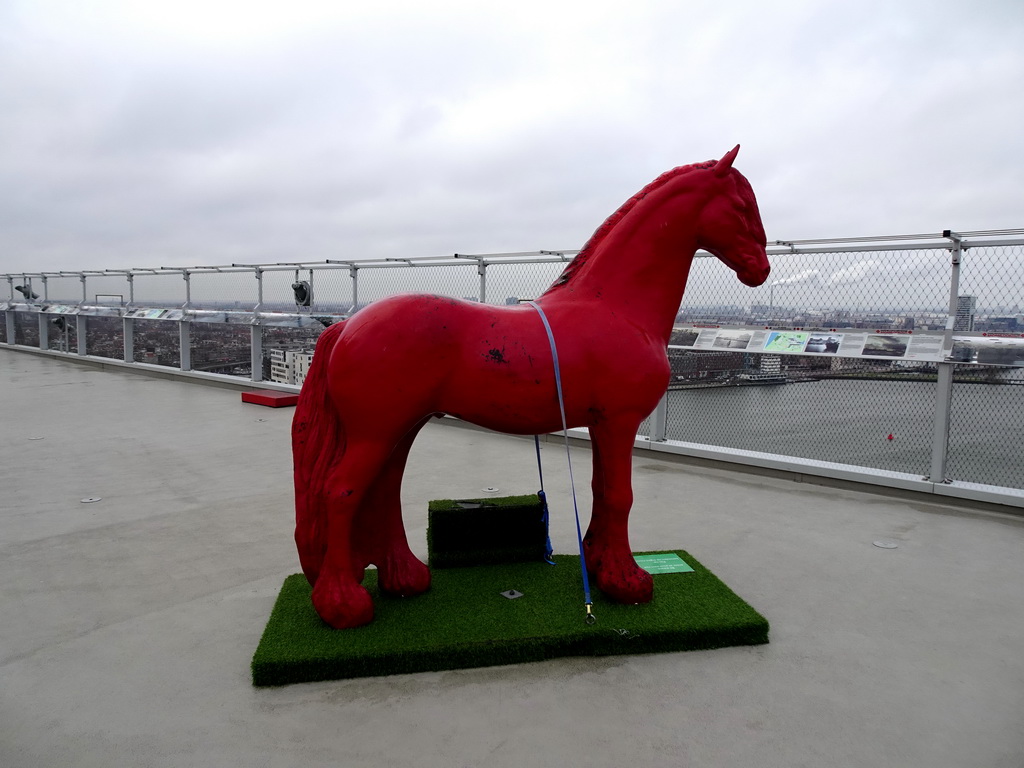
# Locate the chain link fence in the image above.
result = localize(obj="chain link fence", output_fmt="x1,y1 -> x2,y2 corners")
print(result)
131,319 -> 180,368
4,233 -> 1024,493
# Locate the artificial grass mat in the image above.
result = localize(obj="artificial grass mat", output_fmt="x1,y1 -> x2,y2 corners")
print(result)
252,550 -> 768,686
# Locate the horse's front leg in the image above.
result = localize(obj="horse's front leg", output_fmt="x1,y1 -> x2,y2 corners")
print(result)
584,417 -> 654,604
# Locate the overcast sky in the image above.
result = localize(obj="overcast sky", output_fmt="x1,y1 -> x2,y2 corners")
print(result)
2,0 -> 1022,275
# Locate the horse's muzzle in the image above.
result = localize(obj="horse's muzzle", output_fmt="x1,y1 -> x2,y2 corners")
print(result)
740,263 -> 770,287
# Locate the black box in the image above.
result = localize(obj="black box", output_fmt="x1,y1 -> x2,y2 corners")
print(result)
427,494 -> 548,568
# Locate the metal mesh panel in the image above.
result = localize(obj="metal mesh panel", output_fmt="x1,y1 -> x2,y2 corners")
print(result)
258,268 -> 355,314
42,276 -> 83,303
947,370 -> 1024,490
44,316 -> 79,353
189,271 -> 258,311
261,269 -> 306,313
14,312 -> 39,347
132,319 -> 180,367
357,265 -> 479,305
681,249 -> 951,327
307,268 -> 353,314
958,244 -> 1024,322
190,324 -> 251,377
946,244 -> 1024,488
83,274 -> 131,306
132,274 -> 186,308
85,317 -> 122,359
663,350 -> 934,476
484,262 -> 566,305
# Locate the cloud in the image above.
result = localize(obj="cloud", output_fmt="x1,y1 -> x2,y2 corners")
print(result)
1,0 -> 1024,274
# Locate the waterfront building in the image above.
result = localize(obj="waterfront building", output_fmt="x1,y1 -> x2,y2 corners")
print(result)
269,348 -> 314,386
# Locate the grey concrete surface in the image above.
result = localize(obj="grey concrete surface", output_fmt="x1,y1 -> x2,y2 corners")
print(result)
2,347 -> 1023,768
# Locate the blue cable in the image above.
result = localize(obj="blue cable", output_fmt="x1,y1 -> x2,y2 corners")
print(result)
534,437 -> 556,565
527,301 -> 595,623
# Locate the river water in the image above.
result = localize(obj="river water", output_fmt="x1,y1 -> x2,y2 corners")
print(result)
657,378 -> 1024,489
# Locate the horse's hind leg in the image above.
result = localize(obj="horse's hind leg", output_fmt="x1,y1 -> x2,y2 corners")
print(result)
312,439 -> 396,629
584,417 -> 654,604
352,419 -> 431,597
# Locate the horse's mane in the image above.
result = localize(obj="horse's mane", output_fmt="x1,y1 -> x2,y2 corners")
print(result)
543,159 -> 719,293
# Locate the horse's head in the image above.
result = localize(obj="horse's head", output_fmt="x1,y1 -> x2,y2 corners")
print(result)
695,146 -> 770,287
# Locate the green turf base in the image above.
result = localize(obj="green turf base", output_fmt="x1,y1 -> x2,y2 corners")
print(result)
252,550 -> 769,686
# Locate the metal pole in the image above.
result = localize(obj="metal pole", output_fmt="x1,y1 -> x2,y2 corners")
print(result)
251,268 -> 263,382
350,266 -> 359,313
2,277 -> 11,344
651,392 -> 669,442
180,271 -> 191,371
928,231 -> 962,483
76,315 -> 87,355
250,324 -> 263,383
179,320 -> 192,371
123,317 -> 134,362
123,273 -> 134,363
38,313 -> 49,350
478,261 -> 487,304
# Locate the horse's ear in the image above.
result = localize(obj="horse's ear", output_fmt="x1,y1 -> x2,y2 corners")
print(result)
713,145 -> 740,177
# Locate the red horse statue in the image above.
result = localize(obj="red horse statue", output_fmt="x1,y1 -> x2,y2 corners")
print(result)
293,146 -> 770,628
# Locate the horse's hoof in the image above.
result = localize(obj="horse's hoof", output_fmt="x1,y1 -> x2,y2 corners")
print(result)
378,554 -> 431,597
589,554 -> 655,604
311,579 -> 375,629
599,568 -> 654,604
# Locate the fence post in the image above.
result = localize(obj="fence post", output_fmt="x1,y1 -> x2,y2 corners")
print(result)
651,392 -> 669,442
123,273 -> 134,363
123,318 -> 134,362
478,261 -> 487,304
251,268 -> 263,382
76,315 -> 87,355
75,274 -> 87,355
350,266 -> 359,314
38,313 -> 49,350
179,270 -> 192,371
927,231 -> 963,483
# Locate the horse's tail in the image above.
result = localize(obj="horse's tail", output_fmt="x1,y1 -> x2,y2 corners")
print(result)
292,320 -> 348,586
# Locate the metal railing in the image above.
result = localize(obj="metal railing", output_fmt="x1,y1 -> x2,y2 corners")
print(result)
4,230 -> 1024,505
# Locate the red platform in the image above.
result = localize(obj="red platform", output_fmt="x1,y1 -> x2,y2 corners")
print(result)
242,390 -> 299,408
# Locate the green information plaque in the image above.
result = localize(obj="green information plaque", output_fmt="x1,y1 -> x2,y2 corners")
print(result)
634,552 -> 694,574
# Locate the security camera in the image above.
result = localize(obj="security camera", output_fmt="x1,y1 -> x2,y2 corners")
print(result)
15,285 -> 39,300
52,317 -> 67,331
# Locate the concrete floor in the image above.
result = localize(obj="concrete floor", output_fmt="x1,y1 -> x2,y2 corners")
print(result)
2,347 -> 1023,768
